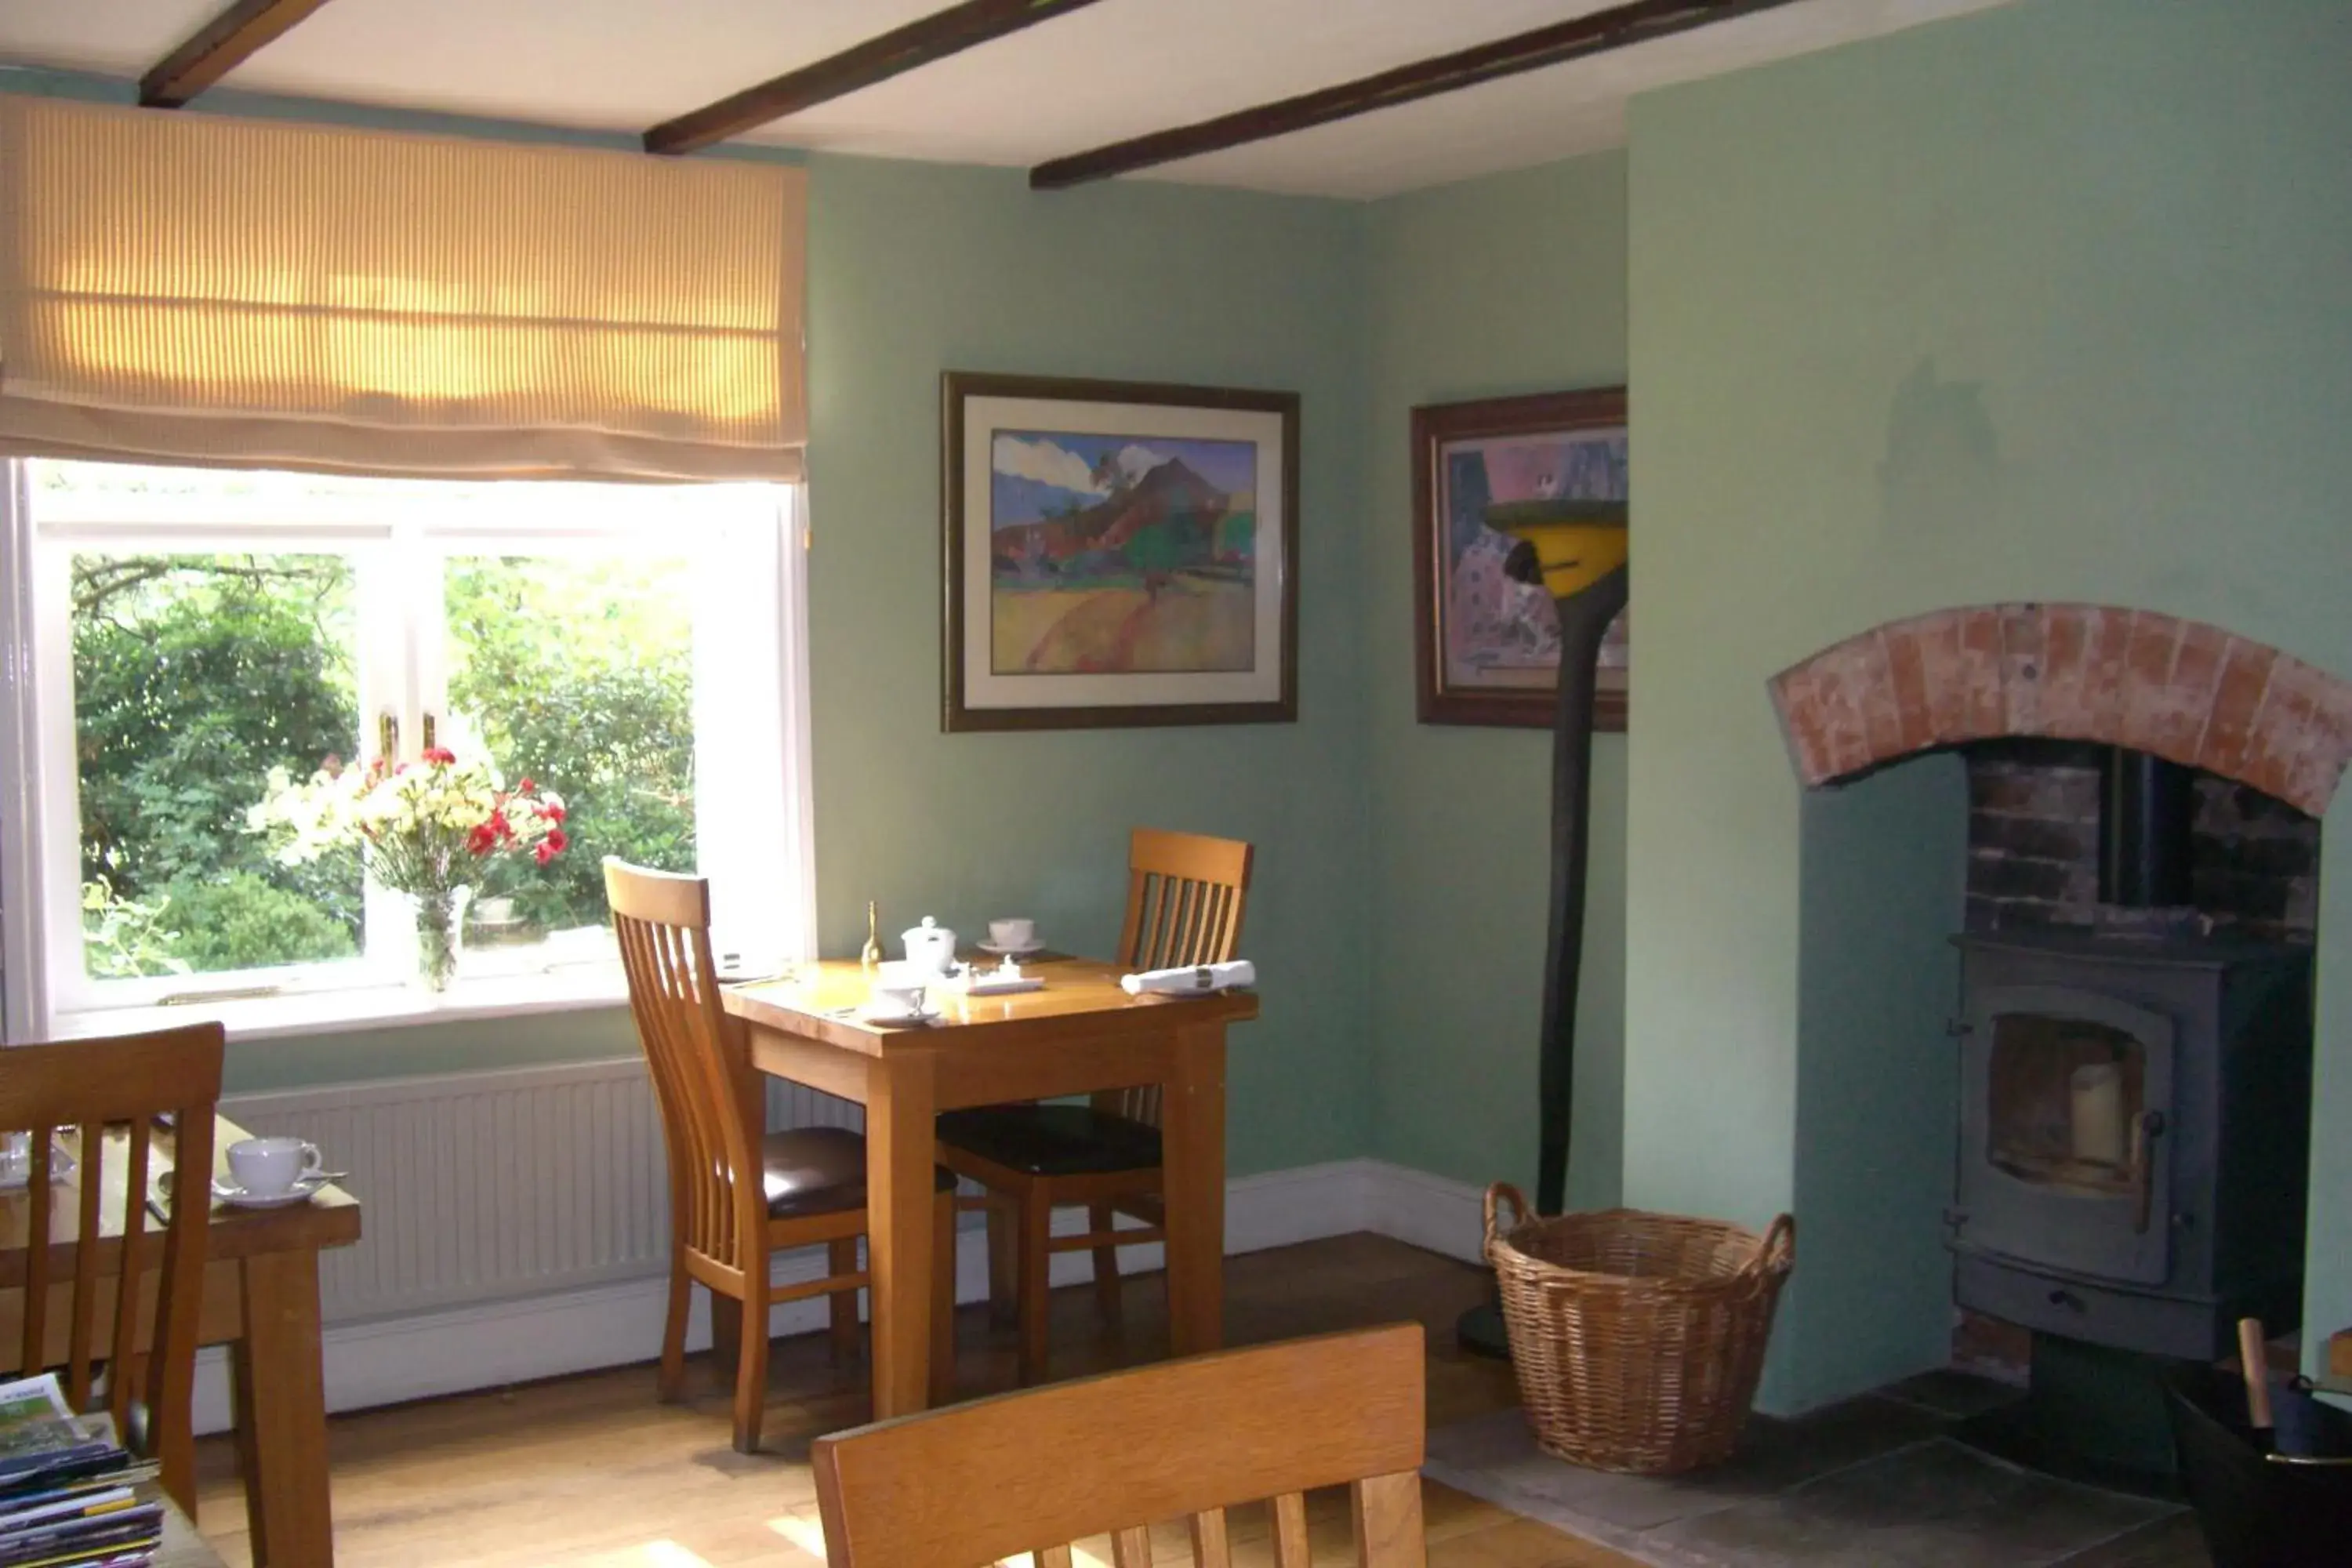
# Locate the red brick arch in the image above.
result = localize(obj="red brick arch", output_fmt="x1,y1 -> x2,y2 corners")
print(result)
1769,604 -> 2352,816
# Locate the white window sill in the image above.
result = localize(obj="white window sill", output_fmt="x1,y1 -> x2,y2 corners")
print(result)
47,965 -> 630,1044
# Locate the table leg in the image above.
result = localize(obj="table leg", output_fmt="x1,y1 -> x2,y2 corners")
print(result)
1160,1024 -> 1228,1357
866,1053 -> 937,1417
233,1249 -> 334,1567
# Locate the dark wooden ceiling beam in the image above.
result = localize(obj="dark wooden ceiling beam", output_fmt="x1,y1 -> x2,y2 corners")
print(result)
140,0 -> 338,108
646,0 -> 1108,157
1031,0 -> 1804,190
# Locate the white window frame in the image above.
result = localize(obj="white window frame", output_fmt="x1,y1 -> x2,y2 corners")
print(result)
0,462 -> 815,1044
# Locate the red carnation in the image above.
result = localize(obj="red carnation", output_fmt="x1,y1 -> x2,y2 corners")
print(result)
533,840 -> 555,866
543,826 -> 568,857
517,776 -> 535,794
421,746 -> 457,765
466,823 -> 496,855
544,803 -> 565,822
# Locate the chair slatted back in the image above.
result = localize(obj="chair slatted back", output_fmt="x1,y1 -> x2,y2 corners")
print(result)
604,858 -> 764,1276
0,1024 -> 223,1508
813,1323 -> 1426,1568
1120,828 -> 1253,974
1111,828 -> 1252,1126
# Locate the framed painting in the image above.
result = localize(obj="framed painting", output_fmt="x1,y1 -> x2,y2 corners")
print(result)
1411,387 -> 1628,729
943,371 -> 1299,731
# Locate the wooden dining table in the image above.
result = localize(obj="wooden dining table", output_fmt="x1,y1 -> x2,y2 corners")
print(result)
0,1115 -> 361,1568
722,957 -> 1257,1417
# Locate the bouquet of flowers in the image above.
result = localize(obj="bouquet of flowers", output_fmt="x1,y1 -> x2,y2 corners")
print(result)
250,747 -> 566,990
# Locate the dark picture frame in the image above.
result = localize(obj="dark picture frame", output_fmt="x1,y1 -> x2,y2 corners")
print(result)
942,371 -> 1300,732
1411,387 -> 1628,730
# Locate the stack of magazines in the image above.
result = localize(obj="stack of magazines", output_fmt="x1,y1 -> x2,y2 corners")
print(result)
0,1374 -> 163,1568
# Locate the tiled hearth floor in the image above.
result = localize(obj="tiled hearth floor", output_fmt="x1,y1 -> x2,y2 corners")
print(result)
1426,1368 -> 2214,1566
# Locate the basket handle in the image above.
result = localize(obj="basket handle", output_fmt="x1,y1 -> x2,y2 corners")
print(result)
1743,1213 -> 1796,1277
1482,1182 -> 1529,1255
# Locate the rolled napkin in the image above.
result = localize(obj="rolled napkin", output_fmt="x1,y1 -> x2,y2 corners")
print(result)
1122,960 -> 1256,996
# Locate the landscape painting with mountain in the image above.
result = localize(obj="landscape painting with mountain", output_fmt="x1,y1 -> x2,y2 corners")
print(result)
988,429 -> 1258,675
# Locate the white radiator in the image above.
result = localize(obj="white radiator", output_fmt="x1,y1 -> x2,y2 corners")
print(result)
224,1057 -> 863,1325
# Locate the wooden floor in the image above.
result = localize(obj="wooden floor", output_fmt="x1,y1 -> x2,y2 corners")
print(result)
189,1233 -> 1639,1566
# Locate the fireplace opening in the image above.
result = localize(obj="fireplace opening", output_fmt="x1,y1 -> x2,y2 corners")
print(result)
1945,739 -> 2318,1489
1770,606 -> 2343,1488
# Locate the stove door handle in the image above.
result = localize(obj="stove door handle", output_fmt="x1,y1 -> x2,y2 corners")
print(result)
2131,1110 -> 2167,1236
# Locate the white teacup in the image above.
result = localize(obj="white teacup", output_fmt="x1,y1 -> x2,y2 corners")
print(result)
227,1137 -> 324,1196
989,917 -> 1036,950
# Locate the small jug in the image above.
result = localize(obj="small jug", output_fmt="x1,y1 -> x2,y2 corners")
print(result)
900,916 -> 958,976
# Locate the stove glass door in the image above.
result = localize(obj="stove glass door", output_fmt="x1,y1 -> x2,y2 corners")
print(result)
1957,984 -> 2175,1286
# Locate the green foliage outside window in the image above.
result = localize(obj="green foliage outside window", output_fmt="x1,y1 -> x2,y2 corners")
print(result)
71,548 -> 697,977
74,554 -> 362,975
443,554 -> 697,934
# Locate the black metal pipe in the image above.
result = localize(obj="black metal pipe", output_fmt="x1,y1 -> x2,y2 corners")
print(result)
2099,748 -> 2194,908
1534,562 -> 1629,1215
1456,561 -> 1629,1360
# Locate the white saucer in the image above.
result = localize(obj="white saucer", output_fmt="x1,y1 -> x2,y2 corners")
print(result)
212,1175 -> 327,1210
861,1004 -> 942,1027
976,940 -> 1045,956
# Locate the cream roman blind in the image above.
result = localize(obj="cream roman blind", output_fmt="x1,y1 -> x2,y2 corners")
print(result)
0,95 -> 805,481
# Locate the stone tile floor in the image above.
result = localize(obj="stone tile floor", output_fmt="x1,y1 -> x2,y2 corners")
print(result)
1425,1370 -> 2213,1566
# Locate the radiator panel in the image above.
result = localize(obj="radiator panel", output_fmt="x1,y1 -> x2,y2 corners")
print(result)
225,1057 -> 863,1325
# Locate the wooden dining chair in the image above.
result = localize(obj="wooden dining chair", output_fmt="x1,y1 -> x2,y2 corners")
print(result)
813,1322 -> 1425,1568
0,1022 -> 224,1511
935,827 -> 1252,1384
604,858 -> 958,1452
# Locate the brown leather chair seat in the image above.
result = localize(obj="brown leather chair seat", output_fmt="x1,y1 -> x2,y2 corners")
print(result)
761,1125 -> 955,1220
935,1103 -> 1161,1178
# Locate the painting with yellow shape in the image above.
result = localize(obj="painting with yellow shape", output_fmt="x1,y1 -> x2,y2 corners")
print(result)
1436,426 -> 1628,694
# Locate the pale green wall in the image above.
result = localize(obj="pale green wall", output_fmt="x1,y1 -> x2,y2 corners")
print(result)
1788,757 -> 1967,1401
1361,156 -> 1629,1204
1625,0 -> 2352,1410
800,155 -> 1373,1175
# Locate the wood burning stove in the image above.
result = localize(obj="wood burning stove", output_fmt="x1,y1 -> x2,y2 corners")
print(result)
1947,746 -> 2315,1363
1947,929 -> 2312,1359
1940,744 -> 2320,1490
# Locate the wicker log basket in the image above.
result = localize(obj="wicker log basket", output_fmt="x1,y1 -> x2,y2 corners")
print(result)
1483,1183 -> 1796,1475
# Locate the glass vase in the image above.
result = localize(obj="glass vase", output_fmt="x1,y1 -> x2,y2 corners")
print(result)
409,886 -> 471,993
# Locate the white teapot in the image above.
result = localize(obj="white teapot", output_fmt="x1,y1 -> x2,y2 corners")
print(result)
900,916 -> 958,976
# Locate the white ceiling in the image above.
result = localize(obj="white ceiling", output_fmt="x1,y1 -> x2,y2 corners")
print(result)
0,0 -> 2016,199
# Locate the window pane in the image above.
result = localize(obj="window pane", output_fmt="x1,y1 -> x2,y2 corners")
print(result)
71,552 -> 362,976
444,554 -> 696,943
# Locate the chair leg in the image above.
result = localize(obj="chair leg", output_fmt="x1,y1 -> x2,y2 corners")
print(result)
731,1283 -> 769,1455
985,1193 -> 1018,1329
1017,1192 -> 1053,1388
708,1293 -> 742,1384
657,1254 -> 691,1401
827,1237 -> 861,1367
1087,1202 -> 1123,1330
931,1192 -> 957,1406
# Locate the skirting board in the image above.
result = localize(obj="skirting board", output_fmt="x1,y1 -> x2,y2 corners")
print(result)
189,1157 -> 1486,1435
